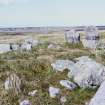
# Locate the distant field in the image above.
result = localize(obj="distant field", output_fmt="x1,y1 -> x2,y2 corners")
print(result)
0,30 -> 105,44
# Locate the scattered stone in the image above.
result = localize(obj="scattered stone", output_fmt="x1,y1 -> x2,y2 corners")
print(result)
49,87 -> 60,98
48,44 -> 61,50
60,80 -> 77,90
0,44 -> 11,54
21,43 -> 32,50
11,44 -> 20,51
68,56 -> 105,88
5,73 -> 21,95
60,96 -> 67,105
51,60 -> 74,72
89,81 -> 105,105
25,38 -> 40,47
20,100 -> 31,105
28,90 -> 38,96
65,29 -> 80,44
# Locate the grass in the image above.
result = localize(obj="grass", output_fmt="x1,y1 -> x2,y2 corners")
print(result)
0,31 -> 105,104
0,34 -> 101,105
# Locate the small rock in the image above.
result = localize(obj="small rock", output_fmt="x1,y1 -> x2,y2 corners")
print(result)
60,80 -> 77,90
60,96 -> 67,104
20,100 -> 31,105
51,60 -> 74,72
48,44 -> 61,50
49,87 -> 60,98
28,90 -> 38,96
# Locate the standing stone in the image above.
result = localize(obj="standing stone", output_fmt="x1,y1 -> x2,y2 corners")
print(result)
82,26 -> 100,49
21,43 -> 32,50
89,81 -> 105,105
65,29 -> 80,44
0,44 -> 11,53
5,73 -> 21,95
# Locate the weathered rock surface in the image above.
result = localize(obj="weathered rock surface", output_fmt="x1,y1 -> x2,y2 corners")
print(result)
68,56 -> 105,88
65,29 -> 80,44
82,26 -> 100,49
49,87 -> 60,98
89,81 -> 105,105
60,80 -> 77,90
51,60 -> 74,72
5,73 -> 21,95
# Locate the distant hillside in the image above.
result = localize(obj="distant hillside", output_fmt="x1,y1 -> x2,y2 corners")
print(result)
0,26 -> 105,33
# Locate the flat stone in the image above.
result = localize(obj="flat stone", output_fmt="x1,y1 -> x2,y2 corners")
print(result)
60,80 -> 77,90
49,87 -> 60,98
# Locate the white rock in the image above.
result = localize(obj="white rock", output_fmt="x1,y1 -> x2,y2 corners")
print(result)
68,56 -> 105,88
20,100 -> 31,105
5,79 -> 12,90
51,60 -> 75,72
21,43 -> 32,50
65,29 -> 80,44
89,81 -> 105,105
60,80 -> 77,90
0,44 -> 11,53
28,90 -> 38,96
48,44 -> 61,50
11,44 -> 20,51
49,87 -> 60,98
60,96 -> 67,104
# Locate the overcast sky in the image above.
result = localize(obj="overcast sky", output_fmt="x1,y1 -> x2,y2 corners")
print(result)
0,0 -> 105,27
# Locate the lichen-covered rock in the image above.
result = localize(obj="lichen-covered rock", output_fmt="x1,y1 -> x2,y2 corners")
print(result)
5,73 -> 21,95
89,81 -> 105,105
51,60 -> 75,72
65,29 -> 80,44
60,80 -> 77,90
68,56 -> 105,88
49,87 -> 60,98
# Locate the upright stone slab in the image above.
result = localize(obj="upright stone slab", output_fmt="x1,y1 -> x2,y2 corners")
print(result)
82,26 -> 100,49
0,44 -> 11,54
89,81 -> 105,105
65,29 -> 80,44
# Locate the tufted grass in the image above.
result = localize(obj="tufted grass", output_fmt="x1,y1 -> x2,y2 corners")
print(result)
0,42 -> 98,105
